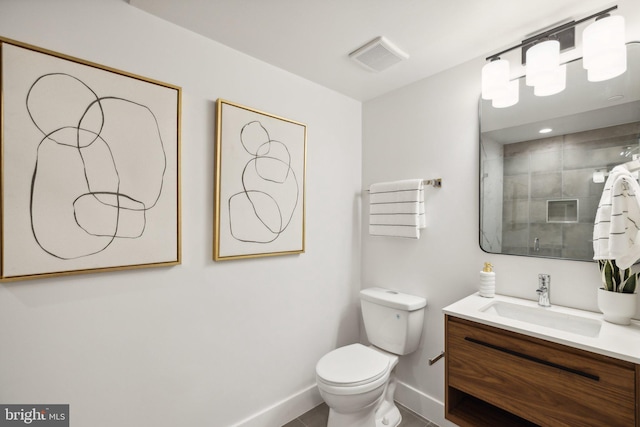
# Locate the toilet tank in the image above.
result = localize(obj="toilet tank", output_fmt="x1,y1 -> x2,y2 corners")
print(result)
360,287 -> 427,355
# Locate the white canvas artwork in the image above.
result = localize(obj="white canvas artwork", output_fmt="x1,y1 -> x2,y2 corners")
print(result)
1,39 -> 181,281
214,100 -> 306,260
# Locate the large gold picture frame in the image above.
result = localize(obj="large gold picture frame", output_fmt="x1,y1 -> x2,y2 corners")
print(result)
0,38 -> 181,281
214,99 -> 306,261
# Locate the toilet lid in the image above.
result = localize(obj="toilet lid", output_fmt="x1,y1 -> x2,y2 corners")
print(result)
316,344 -> 390,386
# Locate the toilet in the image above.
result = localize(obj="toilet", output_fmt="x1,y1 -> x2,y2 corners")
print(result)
315,287 -> 427,427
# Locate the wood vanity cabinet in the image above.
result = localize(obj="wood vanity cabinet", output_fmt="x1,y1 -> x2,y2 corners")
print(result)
445,315 -> 639,427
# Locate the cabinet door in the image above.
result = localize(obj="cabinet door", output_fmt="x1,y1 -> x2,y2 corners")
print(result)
446,317 -> 636,427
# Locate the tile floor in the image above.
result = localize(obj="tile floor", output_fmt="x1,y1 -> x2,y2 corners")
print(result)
282,402 -> 439,427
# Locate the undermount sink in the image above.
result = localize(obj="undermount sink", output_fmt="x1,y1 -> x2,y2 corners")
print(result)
481,301 -> 602,338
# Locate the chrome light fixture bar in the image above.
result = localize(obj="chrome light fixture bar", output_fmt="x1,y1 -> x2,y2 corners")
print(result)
482,5 -> 626,108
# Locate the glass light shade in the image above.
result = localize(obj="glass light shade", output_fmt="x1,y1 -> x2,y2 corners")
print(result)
526,40 -> 560,87
491,79 -> 519,108
583,15 -> 626,82
586,47 -> 627,81
534,64 -> 566,96
482,59 -> 510,100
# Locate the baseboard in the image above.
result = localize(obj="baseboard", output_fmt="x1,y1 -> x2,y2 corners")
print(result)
230,383 -> 323,427
230,380 -> 454,427
395,381 -> 458,427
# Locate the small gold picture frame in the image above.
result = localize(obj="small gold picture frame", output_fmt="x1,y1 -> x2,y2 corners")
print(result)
214,99 -> 306,261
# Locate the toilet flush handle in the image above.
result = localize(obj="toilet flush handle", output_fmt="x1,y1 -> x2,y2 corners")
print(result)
428,351 -> 445,365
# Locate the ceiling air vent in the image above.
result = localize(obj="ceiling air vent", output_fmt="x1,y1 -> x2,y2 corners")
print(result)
349,36 -> 409,72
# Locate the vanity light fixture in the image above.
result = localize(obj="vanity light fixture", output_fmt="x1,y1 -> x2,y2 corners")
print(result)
481,58 -> 509,100
583,14 -> 626,81
481,5 -> 626,108
481,58 -> 519,108
526,40 -> 566,96
491,80 -> 519,108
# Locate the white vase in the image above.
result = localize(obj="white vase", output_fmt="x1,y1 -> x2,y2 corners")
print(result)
597,288 -> 638,325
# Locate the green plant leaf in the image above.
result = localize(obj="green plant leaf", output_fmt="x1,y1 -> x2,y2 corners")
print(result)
612,260 -> 622,291
600,260 -> 615,291
598,259 -> 639,293
621,274 -> 638,293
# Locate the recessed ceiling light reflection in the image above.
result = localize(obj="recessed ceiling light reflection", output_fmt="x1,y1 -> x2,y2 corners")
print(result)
539,128 -> 553,134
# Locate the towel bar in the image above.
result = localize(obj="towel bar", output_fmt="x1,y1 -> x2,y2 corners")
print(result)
366,178 -> 442,192
424,178 -> 442,188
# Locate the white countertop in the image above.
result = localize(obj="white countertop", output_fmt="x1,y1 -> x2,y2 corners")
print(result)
443,293 -> 640,364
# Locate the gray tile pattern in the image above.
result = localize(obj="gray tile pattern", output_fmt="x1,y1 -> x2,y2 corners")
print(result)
500,122 -> 640,260
282,402 -> 439,427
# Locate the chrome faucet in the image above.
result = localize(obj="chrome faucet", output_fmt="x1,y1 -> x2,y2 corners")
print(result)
536,274 -> 551,307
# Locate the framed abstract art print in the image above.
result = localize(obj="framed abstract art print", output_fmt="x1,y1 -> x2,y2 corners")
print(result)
0,38 -> 181,281
214,99 -> 306,261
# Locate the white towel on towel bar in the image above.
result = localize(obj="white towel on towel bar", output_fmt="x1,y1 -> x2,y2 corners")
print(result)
593,165 -> 640,268
369,179 -> 425,238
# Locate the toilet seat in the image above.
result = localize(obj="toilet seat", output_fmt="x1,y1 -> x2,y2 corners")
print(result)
316,344 -> 391,395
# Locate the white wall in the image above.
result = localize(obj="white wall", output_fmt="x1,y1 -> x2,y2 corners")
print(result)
362,1 -> 640,425
4,0 -> 640,426
0,1 -> 362,426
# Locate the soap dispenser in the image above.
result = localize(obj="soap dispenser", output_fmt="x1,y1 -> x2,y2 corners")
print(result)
479,262 -> 495,298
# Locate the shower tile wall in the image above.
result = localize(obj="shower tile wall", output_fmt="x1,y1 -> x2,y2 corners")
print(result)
502,122 -> 640,260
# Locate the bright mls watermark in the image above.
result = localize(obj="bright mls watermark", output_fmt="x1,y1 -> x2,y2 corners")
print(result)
0,405 -> 68,426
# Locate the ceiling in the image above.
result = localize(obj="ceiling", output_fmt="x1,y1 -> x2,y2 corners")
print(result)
128,0 -> 622,101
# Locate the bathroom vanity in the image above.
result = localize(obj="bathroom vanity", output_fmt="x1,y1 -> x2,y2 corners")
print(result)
443,294 -> 640,427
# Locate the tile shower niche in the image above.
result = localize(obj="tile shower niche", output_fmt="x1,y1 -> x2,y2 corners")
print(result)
547,199 -> 578,223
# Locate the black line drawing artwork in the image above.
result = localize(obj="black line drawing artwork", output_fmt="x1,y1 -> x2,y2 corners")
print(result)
227,121 -> 299,244
26,72 -> 167,260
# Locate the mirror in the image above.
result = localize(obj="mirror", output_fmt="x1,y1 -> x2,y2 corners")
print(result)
480,42 -> 640,261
